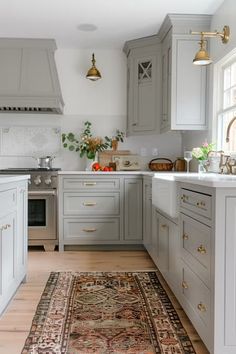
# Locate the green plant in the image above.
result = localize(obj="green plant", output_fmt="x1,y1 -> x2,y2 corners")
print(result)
192,141 -> 215,161
104,129 -> 125,148
62,121 -> 110,160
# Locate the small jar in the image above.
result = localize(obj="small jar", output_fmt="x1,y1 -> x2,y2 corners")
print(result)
174,157 -> 186,172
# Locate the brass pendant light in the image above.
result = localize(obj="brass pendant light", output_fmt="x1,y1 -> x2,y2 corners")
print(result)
193,35 -> 213,66
86,53 -> 101,81
191,25 -> 230,66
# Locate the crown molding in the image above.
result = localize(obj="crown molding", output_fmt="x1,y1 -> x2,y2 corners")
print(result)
123,35 -> 160,56
158,14 -> 212,41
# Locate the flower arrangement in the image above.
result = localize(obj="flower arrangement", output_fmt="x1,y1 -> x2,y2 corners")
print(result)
62,121 -> 124,160
192,141 -> 215,161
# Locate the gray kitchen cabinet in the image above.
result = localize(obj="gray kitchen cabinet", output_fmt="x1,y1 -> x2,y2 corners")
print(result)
143,176 -> 152,251
124,177 -> 143,240
179,185 -> 212,351
0,178 -> 28,315
124,37 -> 162,136
151,209 -> 179,290
16,182 -> 28,280
159,14 -> 211,132
58,175 -> 143,250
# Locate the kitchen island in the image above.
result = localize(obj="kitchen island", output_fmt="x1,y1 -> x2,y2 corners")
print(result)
151,172 -> 236,354
0,175 -> 29,315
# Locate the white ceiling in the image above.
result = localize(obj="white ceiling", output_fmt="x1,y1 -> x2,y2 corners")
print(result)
0,0 -> 224,49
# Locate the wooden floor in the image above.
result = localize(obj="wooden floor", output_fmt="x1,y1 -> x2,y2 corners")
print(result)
0,250 -> 209,354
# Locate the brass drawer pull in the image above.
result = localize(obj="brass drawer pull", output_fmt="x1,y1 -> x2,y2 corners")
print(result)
83,202 -> 97,206
83,182 -> 97,186
183,233 -> 189,240
161,224 -> 167,230
82,228 -> 97,232
182,281 -> 188,289
197,245 -> 207,254
197,302 -> 206,312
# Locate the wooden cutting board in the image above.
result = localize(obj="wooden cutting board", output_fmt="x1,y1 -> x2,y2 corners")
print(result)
98,150 -> 130,167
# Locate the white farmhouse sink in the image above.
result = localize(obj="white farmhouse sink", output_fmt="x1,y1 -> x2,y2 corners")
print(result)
152,173 -> 191,218
152,174 -> 178,218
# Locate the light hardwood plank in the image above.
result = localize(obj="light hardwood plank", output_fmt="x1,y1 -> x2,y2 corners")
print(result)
0,250 -> 209,354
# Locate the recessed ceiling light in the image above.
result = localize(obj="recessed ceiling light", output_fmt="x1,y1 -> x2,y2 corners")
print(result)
77,24 -> 97,32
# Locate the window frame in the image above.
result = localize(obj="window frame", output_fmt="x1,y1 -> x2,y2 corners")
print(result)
213,48 -> 236,152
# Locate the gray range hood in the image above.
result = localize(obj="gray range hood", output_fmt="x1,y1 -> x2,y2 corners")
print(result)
0,38 -> 64,114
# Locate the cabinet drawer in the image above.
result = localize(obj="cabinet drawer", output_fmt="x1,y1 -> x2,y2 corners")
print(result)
0,188 -> 16,218
63,177 -> 120,191
181,261 -> 210,330
63,192 -> 120,216
181,213 -> 210,286
63,218 -> 120,242
180,188 -> 212,219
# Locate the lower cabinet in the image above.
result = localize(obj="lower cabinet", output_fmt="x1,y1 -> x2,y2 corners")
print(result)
151,209 -> 180,291
58,175 -> 143,250
124,178 -> 142,241
63,218 -> 120,243
0,179 -> 28,315
143,177 -> 152,252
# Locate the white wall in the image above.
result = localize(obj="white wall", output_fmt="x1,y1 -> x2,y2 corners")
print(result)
0,47 -> 182,170
182,0 -> 236,167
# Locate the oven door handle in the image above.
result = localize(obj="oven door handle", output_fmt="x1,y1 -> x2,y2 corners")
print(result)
28,190 -> 56,196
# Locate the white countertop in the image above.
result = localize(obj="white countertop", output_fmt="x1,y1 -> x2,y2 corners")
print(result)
153,172 -> 236,188
58,170 -> 154,176
0,175 -> 30,184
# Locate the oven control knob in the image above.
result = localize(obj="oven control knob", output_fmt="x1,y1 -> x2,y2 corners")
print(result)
34,175 -> 41,186
45,177 -> 52,185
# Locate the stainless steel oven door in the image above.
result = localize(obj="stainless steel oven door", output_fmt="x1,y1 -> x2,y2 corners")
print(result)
28,190 -> 56,240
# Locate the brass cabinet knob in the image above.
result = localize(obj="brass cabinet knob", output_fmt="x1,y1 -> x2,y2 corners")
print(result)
197,245 -> 207,254
82,228 -> 97,233
196,201 -> 206,207
181,194 -> 188,202
182,281 -> 188,289
197,302 -> 206,312
183,233 -> 189,240
83,182 -> 97,186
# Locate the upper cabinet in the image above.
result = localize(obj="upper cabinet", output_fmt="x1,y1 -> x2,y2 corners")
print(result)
124,14 -> 211,134
159,14 -> 211,132
124,37 -> 162,136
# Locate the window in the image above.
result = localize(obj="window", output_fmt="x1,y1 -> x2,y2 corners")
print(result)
217,55 -> 236,152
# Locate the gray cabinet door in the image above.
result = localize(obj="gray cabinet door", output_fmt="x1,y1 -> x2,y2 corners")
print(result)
16,183 -> 28,279
161,34 -> 207,131
0,212 -> 17,315
171,36 -> 207,130
124,178 -> 142,240
127,44 -> 161,136
143,178 -> 152,250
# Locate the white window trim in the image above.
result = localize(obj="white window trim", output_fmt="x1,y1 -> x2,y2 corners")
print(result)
212,47 -> 236,150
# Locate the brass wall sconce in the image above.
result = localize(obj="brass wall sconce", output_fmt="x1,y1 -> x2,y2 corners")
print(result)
86,53 -> 101,81
191,26 -> 230,66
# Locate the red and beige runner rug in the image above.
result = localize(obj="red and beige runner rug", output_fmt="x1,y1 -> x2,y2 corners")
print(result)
22,272 -> 196,353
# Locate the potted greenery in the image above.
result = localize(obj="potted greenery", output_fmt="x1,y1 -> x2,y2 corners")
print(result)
62,122 -> 125,169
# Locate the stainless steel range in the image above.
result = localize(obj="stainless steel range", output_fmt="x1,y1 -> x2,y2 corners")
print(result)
0,168 -> 60,251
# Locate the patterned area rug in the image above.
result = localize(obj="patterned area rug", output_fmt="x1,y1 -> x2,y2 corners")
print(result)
22,272 -> 196,354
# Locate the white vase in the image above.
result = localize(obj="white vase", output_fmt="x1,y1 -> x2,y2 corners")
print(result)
85,153 -> 98,171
